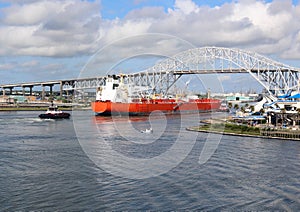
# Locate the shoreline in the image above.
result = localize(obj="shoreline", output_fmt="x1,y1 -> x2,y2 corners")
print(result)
0,106 -> 90,111
187,120 -> 300,141
186,127 -> 300,141
0,106 -> 72,111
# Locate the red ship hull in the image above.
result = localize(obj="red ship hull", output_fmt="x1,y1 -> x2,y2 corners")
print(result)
91,99 -> 221,115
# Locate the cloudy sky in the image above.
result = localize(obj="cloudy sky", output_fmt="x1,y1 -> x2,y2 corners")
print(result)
0,0 -> 300,92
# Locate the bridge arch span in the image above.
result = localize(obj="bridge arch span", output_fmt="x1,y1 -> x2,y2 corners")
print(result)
141,47 -> 300,97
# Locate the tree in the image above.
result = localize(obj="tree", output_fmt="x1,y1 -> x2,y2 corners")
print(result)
259,108 -> 265,115
234,104 -> 239,111
241,106 -> 245,113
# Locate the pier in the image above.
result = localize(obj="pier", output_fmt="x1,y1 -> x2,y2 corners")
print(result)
260,129 -> 300,140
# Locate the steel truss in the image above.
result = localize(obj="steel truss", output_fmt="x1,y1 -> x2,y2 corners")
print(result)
73,77 -> 106,90
74,47 -> 300,98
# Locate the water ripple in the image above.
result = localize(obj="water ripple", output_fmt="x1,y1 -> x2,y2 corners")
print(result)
0,111 -> 299,210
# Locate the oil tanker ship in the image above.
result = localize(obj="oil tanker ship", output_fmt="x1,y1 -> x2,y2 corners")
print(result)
91,75 -> 221,116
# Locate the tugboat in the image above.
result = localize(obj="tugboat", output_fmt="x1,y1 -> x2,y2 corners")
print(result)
39,103 -> 70,119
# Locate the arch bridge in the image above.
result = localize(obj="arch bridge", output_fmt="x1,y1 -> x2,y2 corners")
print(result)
75,47 -> 300,99
1,47 -> 299,100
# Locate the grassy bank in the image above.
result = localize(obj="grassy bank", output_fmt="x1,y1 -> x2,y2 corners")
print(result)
191,122 -> 261,136
188,121 -> 300,141
0,107 -> 47,111
0,106 -> 73,111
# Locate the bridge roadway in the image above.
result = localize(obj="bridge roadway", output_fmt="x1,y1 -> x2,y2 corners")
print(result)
0,68 -> 249,97
0,76 -> 106,98
0,68 -> 291,96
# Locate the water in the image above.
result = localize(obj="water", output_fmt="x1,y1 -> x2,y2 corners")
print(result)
0,111 -> 300,210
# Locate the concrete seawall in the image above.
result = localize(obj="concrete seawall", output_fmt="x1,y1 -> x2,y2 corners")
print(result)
186,126 -> 300,141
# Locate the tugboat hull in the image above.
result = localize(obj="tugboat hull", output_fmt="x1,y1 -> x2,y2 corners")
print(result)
39,113 -> 70,119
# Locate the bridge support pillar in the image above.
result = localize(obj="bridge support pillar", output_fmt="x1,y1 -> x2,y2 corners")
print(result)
49,85 -> 53,96
42,86 -> 45,100
60,81 -> 63,98
29,86 -> 33,95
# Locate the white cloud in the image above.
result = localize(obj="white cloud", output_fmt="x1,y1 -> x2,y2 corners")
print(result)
0,63 -> 15,71
280,31 -> 300,59
103,20 -> 152,44
0,0 -> 102,57
2,1 -> 63,25
231,1 -> 295,40
0,0 -> 300,62
125,6 -> 166,20
21,60 -> 39,67
174,0 -> 200,14
218,75 -> 231,82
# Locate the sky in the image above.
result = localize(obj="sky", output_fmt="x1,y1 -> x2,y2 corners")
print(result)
0,0 -> 300,93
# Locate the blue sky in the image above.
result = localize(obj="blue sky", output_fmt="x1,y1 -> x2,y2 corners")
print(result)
100,0 -> 238,19
0,0 -> 300,93
101,0 -> 173,19
100,0 -> 299,19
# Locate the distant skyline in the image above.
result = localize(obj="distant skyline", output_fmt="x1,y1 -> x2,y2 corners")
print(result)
0,0 -> 300,92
